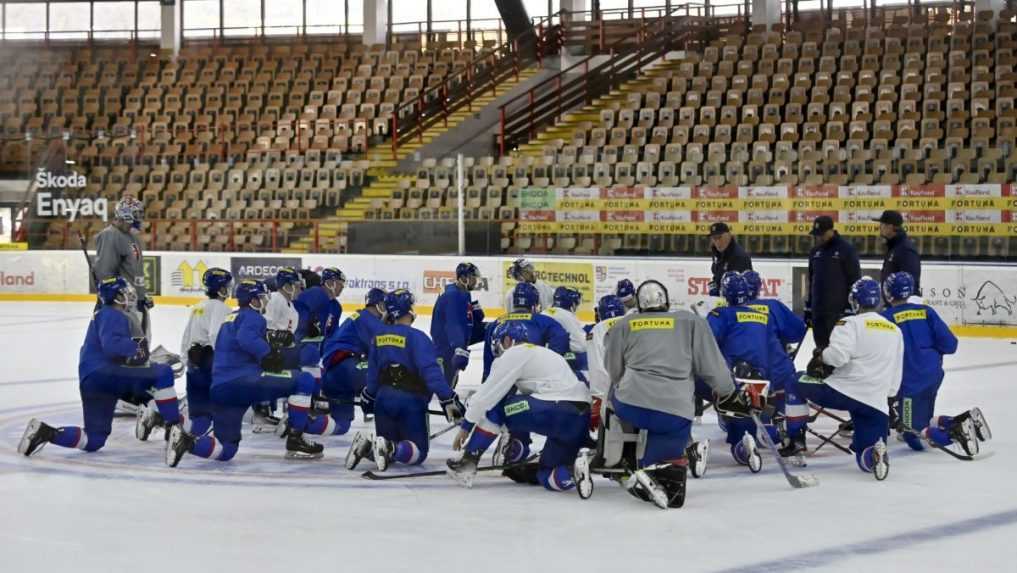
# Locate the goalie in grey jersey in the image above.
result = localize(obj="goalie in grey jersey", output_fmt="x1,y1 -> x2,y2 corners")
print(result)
602,280 -> 752,509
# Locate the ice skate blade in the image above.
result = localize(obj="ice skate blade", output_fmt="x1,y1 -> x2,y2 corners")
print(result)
445,468 -> 475,489
285,450 -> 324,460
18,419 -> 46,456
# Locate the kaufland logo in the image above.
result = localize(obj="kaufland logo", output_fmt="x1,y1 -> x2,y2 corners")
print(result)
171,260 -> 209,293
0,271 -> 34,287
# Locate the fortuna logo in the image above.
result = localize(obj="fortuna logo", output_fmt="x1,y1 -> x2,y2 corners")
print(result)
35,191 -> 108,222
35,170 -> 86,189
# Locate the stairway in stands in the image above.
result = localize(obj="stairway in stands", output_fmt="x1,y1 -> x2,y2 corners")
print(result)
283,66 -> 541,254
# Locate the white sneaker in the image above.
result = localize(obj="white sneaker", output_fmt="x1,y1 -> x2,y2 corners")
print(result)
373,436 -> 393,472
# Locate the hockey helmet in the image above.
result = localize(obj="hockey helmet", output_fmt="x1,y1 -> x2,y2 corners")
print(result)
511,282 -> 540,311
97,276 -> 133,306
202,267 -> 233,299
615,279 -> 636,303
883,272 -> 916,303
742,270 -> 763,301
114,196 -> 144,229
492,320 -> 530,357
235,279 -> 270,311
384,289 -> 416,322
721,272 -> 751,306
553,286 -> 582,312
597,294 -> 626,320
850,277 -> 882,312
636,280 -> 669,312
509,258 -> 535,282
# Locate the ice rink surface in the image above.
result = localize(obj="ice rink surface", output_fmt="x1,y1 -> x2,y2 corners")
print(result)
0,301 -> 1013,572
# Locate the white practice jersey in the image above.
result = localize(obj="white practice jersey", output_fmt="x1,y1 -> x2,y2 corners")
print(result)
465,343 -> 590,433
542,307 -> 588,353
587,316 -> 623,397
821,311 -> 904,414
265,291 -> 299,333
504,280 -> 555,313
180,298 -> 231,354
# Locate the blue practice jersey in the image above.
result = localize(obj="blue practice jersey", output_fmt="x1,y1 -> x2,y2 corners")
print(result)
212,307 -> 272,387
747,298 -> 808,347
79,306 -> 141,380
880,302 -> 958,395
295,286 -> 335,339
481,311 -> 570,381
366,324 -> 454,401
431,283 -> 485,357
321,308 -> 384,361
707,305 -> 791,385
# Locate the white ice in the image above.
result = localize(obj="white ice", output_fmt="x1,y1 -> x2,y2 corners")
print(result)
0,302 -> 1014,573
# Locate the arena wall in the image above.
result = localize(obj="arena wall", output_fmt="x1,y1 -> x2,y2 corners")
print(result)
1,251 -> 1015,338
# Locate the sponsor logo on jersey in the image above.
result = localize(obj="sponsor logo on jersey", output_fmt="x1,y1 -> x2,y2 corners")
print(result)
347,311 -> 360,321
376,334 -> 406,348
736,311 -> 768,324
864,319 -> 897,332
892,309 -> 927,323
604,317 -> 621,330
502,313 -> 533,321
223,312 -> 238,323
748,304 -> 770,314
504,400 -> 531,416
629,317 -> 675,331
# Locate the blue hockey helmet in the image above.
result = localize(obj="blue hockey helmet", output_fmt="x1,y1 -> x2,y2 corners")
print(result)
553,286 -> 582,312
742,270 -> 763,301
509,258 -> 535,281
597,294 -> 626,320
321,267 -> 345,284
850,277 -> 882,312
384,289 -> 416,322
235,279 -> 270,309
275,267 -> 304,290
511,282 -> 540,311
202,267 -> 233,299
456,262 -> 480,281
365,287 -> 386,308
721,272 -> 751,306
492,320 -> 530,357
883,272 -> 916,303
615,279 -> 635,302
114,196 -> 144,229
97,276 -> 132,306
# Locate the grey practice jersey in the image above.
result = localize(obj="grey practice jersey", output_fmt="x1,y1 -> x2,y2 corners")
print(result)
604,310 -> 734,420
94,225 -> 146,300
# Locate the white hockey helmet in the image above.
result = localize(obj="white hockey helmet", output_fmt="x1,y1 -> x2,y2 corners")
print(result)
636,280 -> 669,312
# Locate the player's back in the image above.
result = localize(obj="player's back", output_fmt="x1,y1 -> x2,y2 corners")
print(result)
707,306 -> 777,376
79,306 -> 136,380
588,316 -> 623,397
747,298 -> 807,346
212,308 -> 270,386
370,323 -> 448,399
322,309 -> 382,359
824,312 -> 903,410
506,344 -> 589,400
543,307 -> 587,352
265,291 -> 298,332
180,298 -> 230,355
880,302 -> 957,391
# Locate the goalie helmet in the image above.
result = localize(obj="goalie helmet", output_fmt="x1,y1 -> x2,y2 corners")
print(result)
509,258 -> 535,281
114,196 -> 144,229
635,280 -> 669,312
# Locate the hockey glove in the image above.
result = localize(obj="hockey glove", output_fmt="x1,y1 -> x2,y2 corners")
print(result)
451,347 -> 471,371
187,343 -> 214,370
806,348 -> 834,379
138,297 -> 154,312
267,329 -> 295,349
360,387 -> 376,415
441,393 -> 466,422
715,388 -> 753,418
306,320 -> 322,339
125,338 -> 150,366
260,348 -> 285,373
589,396 -> 603,432
471,301 -> 485,323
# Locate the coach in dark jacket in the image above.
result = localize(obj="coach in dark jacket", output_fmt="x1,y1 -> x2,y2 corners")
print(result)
874,210 -> 921,295
806,216 -> 862,347
708,222 -> 753,296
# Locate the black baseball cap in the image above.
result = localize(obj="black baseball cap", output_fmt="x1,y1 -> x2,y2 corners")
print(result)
708,222 -> 731,237
873,210 -> 904,226
809,215 -> 835,236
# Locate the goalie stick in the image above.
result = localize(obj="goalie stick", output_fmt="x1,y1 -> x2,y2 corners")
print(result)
751,411 -> 820,489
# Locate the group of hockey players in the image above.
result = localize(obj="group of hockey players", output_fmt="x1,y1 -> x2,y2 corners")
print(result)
17,242 -> 993,510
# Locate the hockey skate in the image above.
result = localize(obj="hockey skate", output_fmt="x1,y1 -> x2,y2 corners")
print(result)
732,434 -> 762,473
273,411 -> 290,439
446,451 -> 481,488
285,432 -> 324,460
492,432 -> 526,466
135,403 -> 164,441
778,433 -> 808,467
949,417 -> 979,456
251,403 -> 281,433
345,431 -> 373,470
686,439 -> 710,479
573,451 -> 594,499
871,439 -> 889,481
653,464 -> 688,509
372,436 -> 394,471
630,469 -> 670,510
18,418 -> 56,457
165,425 -> 195,468
956,408 -> 992,442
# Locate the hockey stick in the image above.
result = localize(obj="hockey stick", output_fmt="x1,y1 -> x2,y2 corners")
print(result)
751,411 -> 819,489
429,422 -> 459,440
77,231 -> 99,300
895,423 -> 994,462
361,455 -> 538,481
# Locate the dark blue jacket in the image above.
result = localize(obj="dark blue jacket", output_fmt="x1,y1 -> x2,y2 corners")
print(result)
431,283 -> 486,361
807,232 -> 862,315
880,231 -> 921,294
366,324 -> 453,402
747,298 -> 808,347
212,307 -> 272,387
710,239 -> 753,296
481,311 -> 570,381
880,302 -> 957,395
79,306 -> 141,380
321,308 -> 384,363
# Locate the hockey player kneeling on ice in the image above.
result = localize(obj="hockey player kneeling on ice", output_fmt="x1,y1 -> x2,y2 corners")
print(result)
615,279 -> 637,314
446,321 -> 594,496
707,272 -> 794,472
587,295 -> 627,431
311,288 -> 387,438
880,272 -> 990,455
19,277 -> 182,457
483,282 -> 569,381
543,286 -> 589,379
345,289 -> 465,471
787,278 -> 903,480
603,280 -> 751,509
165,280 -> 323,467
